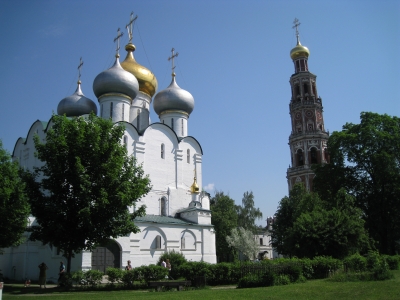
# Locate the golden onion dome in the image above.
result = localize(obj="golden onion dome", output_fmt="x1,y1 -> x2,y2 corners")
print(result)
121,43 -> 158,97
190,177 -> 200,194
290,41 -> 310,60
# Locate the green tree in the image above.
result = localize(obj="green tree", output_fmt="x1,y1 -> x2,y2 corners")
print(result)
25,114 -> 151,272
211,191 -> 238,262
0,140 -> 30,251
236,191 -> 263,234
313,112 -> 400,254
226,227 -> 260,261
272,184 -> 369,259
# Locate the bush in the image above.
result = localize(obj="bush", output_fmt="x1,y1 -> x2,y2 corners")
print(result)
71,271 -> 86,286
178,261 -> 212,282
261,269 -> 275,286
284,263 -> 303,283
84,269 -> 104,286
274,274 -> 290,286
106,268 -> 123,284
371,257 -> 394,281
382,255 -> 400,270
59,272 -> 73,288
237,275 -> 263,288
121,270 -> 136,287
311,256 -> 342,279
366,251 -> 380,271
208,263 -> 233,285
157,250 -> 187,279
71,269 -> 103,287
344,253 -> 367,272
136,264 -> 168,283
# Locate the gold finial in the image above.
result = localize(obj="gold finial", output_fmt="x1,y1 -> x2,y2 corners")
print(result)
126,11 -> 138,43
190,169 -> 200,194
77,57 -> 83,84
168,48 -> 179,77
114,28 -> 124,57
292,18 -> 301,45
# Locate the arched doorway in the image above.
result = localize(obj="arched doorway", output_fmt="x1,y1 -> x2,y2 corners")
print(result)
91,240 -> 121,273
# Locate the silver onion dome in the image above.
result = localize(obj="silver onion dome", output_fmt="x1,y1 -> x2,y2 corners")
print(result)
93,56 -> 139,100
153,75 -> 194,116
57,81 -> 98,117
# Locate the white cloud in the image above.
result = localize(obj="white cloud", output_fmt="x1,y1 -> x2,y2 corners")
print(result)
203,183 -> 215,192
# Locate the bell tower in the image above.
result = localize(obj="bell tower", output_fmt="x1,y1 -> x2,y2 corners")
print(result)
286,19 -> 330,191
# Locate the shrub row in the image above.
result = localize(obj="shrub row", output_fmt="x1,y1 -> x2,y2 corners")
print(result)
69,253 -> 399,288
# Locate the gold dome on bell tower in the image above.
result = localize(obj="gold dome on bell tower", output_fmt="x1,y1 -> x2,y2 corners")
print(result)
120,13 -> 158,97
290,18 -> 310,60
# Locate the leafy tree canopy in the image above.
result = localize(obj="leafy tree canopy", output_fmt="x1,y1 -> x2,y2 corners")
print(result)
313,112 -> 400,255
0,140 -> 30,251
211,191 -> 238,262
271,184 -> 370,259
226,227 -> 260,261
25,114 -> 151,271
236,191 -> 263,234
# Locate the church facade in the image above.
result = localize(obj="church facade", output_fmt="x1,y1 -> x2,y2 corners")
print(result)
0,18 -> 216,282
286,19 -> 330,191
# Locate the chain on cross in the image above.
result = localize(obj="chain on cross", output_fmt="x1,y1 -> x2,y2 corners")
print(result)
77,57 -> 83,82
114,28 -> 124,56
126,11 -> 138,43
168,48 -> 179,75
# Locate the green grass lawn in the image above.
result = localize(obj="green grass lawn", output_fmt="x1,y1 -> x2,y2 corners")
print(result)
3,270 -> 400,300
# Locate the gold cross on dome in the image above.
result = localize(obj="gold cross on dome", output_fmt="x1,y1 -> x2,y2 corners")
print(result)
292,18 -> 301,43
126,11 -> 138,43
114,28 -> 124,55
168,48 -> 179,75
77,57 -> 83,81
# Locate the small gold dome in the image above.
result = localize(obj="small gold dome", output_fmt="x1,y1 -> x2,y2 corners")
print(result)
121,43 -> 158,97
190,177 -> 200,194
290,41 -> 310,60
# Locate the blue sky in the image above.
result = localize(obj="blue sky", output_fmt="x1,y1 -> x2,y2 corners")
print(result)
1,0 -> 399,225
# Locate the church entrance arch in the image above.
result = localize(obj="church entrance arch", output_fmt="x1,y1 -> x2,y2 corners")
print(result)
91,240 -> 121,273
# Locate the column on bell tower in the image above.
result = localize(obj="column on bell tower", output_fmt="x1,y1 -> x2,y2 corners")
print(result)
286,19 -> 330,192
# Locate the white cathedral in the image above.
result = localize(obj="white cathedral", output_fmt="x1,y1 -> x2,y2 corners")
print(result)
0,19 -> 216,282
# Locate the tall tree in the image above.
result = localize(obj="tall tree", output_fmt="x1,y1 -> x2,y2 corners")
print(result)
226,227 -> 260,261
0,140 -> 30,252
271,184 -> 369,259
313,112 -> 400,254
211,191 -> 238,262
236,191 -> 263,234
25,114 -> 151,272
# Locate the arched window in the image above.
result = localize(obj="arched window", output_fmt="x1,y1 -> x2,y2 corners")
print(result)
137,110 -> 140,129
295,61 -> 300,72
310,147 -> 318,164
110,102 -> 113,118
300,59 -> 305,71
161,144 -> 165,159
297,149 -> 304,166
101,104 -> 103,117
295,85 -> 300,98
123,135 -> 127,150
182,119 -> 184,136
181,237 -> 185,249
155,235 -> 161,249
161,197 -> 167,216
312,83 -> 316,96
187,149 -> 190,164
171,118 -> 174,131
122,103 -> 125,120
303,83 -> 309,94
